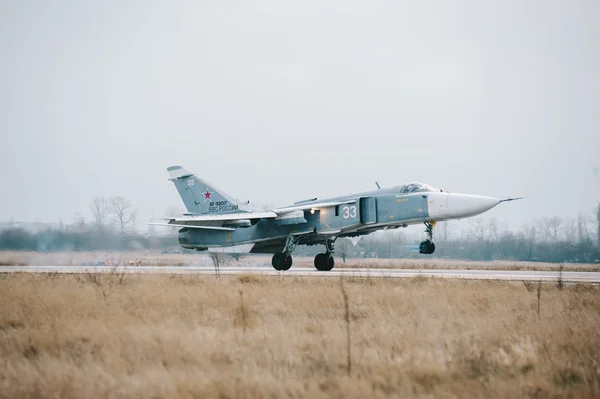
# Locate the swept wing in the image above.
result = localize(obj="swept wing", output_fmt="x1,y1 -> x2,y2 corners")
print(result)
150,199 -> 357,229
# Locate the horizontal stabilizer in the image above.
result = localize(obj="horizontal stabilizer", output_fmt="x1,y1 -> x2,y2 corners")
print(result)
145,223 -> 235,231
172,211 -> 277,223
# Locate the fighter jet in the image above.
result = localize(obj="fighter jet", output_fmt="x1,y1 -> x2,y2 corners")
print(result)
152,166 -> 522,271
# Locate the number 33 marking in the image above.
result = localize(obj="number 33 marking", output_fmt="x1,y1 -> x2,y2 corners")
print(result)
342,206 -> 357,219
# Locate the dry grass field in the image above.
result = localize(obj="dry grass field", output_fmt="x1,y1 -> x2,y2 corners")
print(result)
1,272 -> 599,398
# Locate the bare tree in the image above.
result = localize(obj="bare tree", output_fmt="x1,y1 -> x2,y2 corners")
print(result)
90,196 -> 110,226
164,205 -> 186,219
523,221 -> 537,242
577,212 -> 590,243
72,212 -> 86,226
539,216 -> 563,244
539,217 -> 552,243
109,196 -> 137,232
547,216 -> 563,244
488,218 -> 499,243
338,239 -> 350,263
468,217 -> 487,242
563,217 -> 577,244
522,222 -> 537,260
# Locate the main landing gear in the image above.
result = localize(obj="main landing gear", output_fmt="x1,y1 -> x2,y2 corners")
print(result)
270,235 -> 338,272
419,222 -> 436,254
271,253 -> 293,271
271,235 -> 301,271
314,237 -> 336,271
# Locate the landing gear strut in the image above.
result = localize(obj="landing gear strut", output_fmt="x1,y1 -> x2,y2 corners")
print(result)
271,235 -> 301,271
314,237 -> 336,271
419,222 -> 436,254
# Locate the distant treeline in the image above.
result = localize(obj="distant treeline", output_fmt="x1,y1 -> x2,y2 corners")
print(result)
0,227 -> 179,252
354,235 -> 600,264
1,216 -> 599,264
434,235 -> 599,264
354,215 -> 600,264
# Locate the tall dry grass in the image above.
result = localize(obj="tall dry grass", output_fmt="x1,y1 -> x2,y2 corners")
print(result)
1,273 -> 599,398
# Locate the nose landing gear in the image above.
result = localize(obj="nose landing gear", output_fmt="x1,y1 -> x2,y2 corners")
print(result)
419,222 -> 436,254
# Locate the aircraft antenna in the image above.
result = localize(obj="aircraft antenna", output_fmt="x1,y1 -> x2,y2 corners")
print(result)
499,197 -> 526,203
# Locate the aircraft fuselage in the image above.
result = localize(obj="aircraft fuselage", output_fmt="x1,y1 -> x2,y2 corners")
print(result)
178,186 -> 501,253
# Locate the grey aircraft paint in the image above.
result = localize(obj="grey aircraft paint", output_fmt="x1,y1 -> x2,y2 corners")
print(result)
175,181 -> 434,251
160,166 -> 516,270
167,166 -> 241,215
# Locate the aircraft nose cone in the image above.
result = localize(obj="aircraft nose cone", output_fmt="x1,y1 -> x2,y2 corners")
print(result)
447,194 -> 500,219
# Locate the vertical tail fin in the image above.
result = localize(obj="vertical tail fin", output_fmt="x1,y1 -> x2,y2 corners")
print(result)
167,166 -> 240,214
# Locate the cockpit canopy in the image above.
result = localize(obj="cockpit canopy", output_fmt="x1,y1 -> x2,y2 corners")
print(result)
398,182 -> 441,194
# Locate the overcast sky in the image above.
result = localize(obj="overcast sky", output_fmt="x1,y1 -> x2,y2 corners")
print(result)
1,0 -> 598,231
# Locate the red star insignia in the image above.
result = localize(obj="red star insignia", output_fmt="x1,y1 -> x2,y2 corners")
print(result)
203,188 -> 213,202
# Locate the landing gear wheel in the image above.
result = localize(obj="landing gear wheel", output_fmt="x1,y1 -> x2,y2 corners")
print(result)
419,240 -> 436,254
272,253 -> 283,270
280,254 -> 293,271
419,240 -> 428,254
428,242 -> 436,254
272,253 -> 282,270
326,255 -> 335,271
314,253 -> 335,271
314,253 -> 324,270
272,253 -> 293,271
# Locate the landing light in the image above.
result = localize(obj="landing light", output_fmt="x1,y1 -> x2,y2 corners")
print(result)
310,209 -> 315,214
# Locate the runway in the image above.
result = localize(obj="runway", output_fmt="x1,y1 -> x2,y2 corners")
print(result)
1,265 -> 599,283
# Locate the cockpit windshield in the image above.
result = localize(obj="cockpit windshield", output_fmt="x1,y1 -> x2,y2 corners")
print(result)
398,182 -> 441,194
